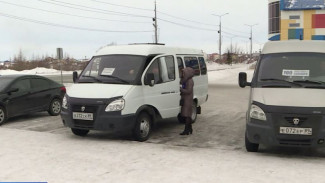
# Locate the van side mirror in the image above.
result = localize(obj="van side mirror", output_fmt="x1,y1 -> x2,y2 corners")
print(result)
145,73 -> 155,87
239,72 -> 251,88
73,71 -> 78,83
7,88 -> 19,95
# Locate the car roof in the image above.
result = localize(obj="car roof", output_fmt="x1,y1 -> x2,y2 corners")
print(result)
262,40 -> 325,54
0,74 -> 48,80
95,44 -> 204,56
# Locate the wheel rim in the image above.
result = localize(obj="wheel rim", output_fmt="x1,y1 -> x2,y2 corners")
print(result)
139,118 -> 150,138
0,109 -> 4,123
52,101 -> 61,114
191,103 -> 197,121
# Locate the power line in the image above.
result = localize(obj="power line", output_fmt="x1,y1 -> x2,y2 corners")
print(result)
0,12 -> 153,33
90,0 -> 152,12
158,18 -> 218,31
38,0 -> 151,18
158,11 -> 218,27
0,0 -> 150,24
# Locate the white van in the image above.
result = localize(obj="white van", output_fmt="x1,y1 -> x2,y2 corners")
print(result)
60,44 -> 208,141
239,40 -> 325,152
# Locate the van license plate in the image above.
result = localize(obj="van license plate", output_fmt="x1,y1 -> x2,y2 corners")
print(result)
279,127 -> 312,135
73,112 -> 93,121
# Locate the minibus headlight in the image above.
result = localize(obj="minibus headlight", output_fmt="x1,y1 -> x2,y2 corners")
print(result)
62,95 -> 68,109
105,98 -> 125,112
250,104 -> 266,121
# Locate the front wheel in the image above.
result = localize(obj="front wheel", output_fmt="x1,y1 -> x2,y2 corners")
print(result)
48,98 -> 62,116
71,128 -> 89,137
133,112 -> 152,142
245,133 -> 259,152
0,106 -> 7,125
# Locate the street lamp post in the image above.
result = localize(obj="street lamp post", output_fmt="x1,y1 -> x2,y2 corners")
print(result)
245,23 -> 258,59
212,13 -> 229,60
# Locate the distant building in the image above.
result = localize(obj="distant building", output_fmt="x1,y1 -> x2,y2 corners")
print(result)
0,61 -> 11,68
269,0 -> 325,41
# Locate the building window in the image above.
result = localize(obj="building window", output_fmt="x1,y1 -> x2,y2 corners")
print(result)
268,1 -> 280,34
289,23 -> 300,27
289,15 -> 300,19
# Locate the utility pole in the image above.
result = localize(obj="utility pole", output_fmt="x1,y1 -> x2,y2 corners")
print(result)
56,48 -> 63,84
153,1 -> 158,44
245,24 -> 258,59
212,13 -> 229,60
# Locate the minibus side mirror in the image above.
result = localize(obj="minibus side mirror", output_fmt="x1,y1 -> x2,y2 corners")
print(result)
145,73 -> 155,87
239,72 -> 251,88
73,71 -> 78,83
7,88 -> 19,95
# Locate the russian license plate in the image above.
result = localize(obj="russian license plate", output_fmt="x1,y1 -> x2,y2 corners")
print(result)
73,112 -> 93,121
279,127 -> 312,135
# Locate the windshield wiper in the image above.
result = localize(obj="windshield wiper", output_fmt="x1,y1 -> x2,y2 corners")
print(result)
293,80 -> 325,85
81,75 -> 103,83
260,78 -> 302,87
100,75 -> 129,84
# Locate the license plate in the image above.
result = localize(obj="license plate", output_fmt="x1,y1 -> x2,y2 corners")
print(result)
73,112 -> 93,121
279,127 -> 312,135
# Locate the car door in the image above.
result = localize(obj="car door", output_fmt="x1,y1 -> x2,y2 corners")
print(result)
7,78 -> 32,117
30,78 -> 52,111
142,55 -> 181,118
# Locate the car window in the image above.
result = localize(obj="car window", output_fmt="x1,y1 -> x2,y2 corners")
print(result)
199,57 -> 207,75
31,78 -> 50,91
145,56 -> 175,84
184,57 -> 200,76
11,79 -> 31,93
177,57 -> 184,78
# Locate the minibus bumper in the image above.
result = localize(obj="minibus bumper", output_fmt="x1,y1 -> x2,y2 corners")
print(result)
246,114 -> 325,147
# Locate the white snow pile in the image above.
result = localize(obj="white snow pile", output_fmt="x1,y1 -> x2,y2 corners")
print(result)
0,67 -> 74,76
207,62 -> 255,85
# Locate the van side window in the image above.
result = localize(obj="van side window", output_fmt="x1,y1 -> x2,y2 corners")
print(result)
146,59 -> 162,84
184,57 -> 200,76
177,57 -> 184,78
199,57 -> 207,75
146,56 -> 175,84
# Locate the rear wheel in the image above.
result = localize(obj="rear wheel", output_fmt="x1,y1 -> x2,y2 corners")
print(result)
191,101 -> 197,123
48,98 -> 61,116
0,106 -> 7,125
71,128 -> 89,137
133,112 -> 152,142
245,133 -> 259,152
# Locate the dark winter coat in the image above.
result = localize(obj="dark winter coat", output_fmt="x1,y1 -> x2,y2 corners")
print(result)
180,67 -> 195,118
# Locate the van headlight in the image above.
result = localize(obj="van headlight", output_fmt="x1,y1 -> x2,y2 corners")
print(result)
105,98 -> 125,112
62,95 -> 68,109
250,104 -> 266,121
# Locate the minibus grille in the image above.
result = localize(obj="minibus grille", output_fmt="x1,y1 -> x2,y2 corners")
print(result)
284,117 -> 307,125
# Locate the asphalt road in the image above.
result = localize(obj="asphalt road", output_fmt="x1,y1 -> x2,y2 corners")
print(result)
2,83 -> 325,157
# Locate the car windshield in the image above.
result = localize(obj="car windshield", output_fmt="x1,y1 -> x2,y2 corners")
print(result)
0,77 -> 15,92
257,52 -> 325,88
78,55 -> 147,84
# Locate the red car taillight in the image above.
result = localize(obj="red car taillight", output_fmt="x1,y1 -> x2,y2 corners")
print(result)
60,86 -> 66,93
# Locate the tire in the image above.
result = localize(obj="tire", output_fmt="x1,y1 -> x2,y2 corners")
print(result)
245,133 -> 259,152
0,106 -> 7,125
133,112 -> 152,142
48,98 -> 62,116
71,128 -> 89,137
191,101 -> 198,123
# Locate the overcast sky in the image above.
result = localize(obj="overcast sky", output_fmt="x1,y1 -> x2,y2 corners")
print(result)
0,0 -> 268,60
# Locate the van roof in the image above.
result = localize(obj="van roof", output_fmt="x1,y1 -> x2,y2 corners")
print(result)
95,44 -> 204,56
262,40 -> 325,54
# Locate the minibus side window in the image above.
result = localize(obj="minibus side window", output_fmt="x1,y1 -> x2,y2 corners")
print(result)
184,57 -> 200,76
199,57 -> 207,75
177,57 -> 184,78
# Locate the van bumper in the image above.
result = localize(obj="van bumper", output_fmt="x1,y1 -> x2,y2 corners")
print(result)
246,115 -> 325,147
60,109 -> 136,133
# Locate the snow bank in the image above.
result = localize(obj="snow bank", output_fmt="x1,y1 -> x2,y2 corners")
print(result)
0,67 -> 75,75
207,63 -> 255,85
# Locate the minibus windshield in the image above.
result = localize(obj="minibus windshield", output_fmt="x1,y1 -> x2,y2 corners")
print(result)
79,55 -> 147,84
257,52 -> 325,88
